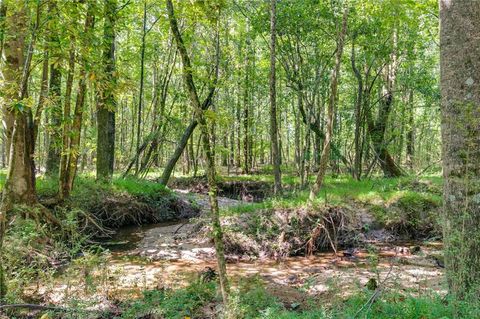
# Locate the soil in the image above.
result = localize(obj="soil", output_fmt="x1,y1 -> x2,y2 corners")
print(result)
30,190 -> 446,311
168,176 -> 273,202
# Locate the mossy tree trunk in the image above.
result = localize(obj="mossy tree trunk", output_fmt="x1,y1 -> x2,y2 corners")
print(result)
166,0 -> 229,305
439,0 -> 480,300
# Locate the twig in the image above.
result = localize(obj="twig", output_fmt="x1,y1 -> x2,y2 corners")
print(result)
174,221 -> 189,235
354,252 -> 397,318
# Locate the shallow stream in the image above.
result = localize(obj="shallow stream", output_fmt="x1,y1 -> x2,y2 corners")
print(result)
32,191 -> 446,309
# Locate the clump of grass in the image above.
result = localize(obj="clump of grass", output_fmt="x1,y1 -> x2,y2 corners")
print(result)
120,280 -> 216,319
115,279 -> 479,319
221,175 -> 442,240
380,191 -> 441,237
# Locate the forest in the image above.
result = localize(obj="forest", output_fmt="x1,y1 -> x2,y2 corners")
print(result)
0,0 -> 479,318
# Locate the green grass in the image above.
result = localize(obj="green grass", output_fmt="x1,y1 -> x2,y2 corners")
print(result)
116,279 -> 479,319
0,171 -> 171,202
221,175 -> 442,216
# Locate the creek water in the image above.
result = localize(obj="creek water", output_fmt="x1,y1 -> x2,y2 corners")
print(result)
33,192 -> 446,308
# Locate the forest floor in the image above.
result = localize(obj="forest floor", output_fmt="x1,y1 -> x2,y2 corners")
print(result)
2,172 -> 470,318
23,175 -> 446,315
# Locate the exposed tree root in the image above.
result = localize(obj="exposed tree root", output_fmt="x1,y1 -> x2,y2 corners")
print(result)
201,205 -> 358,259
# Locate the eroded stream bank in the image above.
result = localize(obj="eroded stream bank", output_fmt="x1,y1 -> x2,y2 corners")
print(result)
30,189 -> 446,311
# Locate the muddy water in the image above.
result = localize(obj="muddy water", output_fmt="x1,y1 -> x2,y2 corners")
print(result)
35,192 -> 446,308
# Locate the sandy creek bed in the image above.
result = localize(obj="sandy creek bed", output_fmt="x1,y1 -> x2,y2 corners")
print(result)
29,191 -> 446,310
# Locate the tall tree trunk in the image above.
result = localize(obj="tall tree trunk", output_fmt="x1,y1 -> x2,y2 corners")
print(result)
351,37 -> 363,180
166,0 -> 229,305
135,1 -> 147,175
269,0 -> 282,194
59,38 -> 76,198
33,47 -> 49,148
44,0 -> 63,176
97,0 -> 117,181
243,36 -> 250,174
440,0 -> 480,300
309,5 -> 349,201
0,3 -> 11,168
0,0 -> 39,298
60,2 -> 94,199
366,31 -> 404,178
405,89 -> 414,170
235,94 -> 241,170
45,58 -> 62,176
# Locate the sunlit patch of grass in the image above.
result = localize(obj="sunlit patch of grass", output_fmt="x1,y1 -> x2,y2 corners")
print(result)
220,175 -> 442,222
118,279 -> 479,319
112,177 -> 170,197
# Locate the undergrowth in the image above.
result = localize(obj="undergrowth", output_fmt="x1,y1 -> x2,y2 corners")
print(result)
0,174 -> 195,305
114,279 -> 479,319
220,175 -> 442,242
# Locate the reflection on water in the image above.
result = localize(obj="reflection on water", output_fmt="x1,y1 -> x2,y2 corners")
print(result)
106,220 -> 188,252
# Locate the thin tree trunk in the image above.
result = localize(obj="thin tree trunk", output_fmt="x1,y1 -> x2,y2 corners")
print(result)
243,37 -> 250,174
59,38 -> 76,198
351,37 -> 363,180
135,1 -> 147,175
159,53 -> 218,185
309,5 -> 348,201
166,0 -> 229,305
405,89 -> 414,170
60,3 -> 94,199
33,47 -> 49,147
44,0 -> 63,176
45,58 -> 62,176
269,0 -> 282,194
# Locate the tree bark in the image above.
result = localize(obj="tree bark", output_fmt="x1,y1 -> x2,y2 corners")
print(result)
135,1 -> 147,175
405,89 -> 414,170
60,2 -> 94,199
439,0 -> 480,300
166,0 -> 229,305
351,37 -> 363,180
59,38 -> 76,198
44,0 -> 63,176
96,0 -> 117,182
0,0 -> 38,298
309,5 -> 348,201
269,0 -> 282,194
